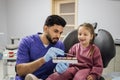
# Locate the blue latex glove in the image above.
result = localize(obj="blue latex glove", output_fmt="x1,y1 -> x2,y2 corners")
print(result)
55,62 -> 69,74
44,47 -> 65,62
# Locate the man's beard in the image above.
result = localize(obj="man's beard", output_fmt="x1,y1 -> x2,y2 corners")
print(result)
46,34 -> 59,44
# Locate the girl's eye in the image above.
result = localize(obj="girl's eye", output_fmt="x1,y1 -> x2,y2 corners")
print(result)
84,34 -> 87,36
79,33 -> 81,35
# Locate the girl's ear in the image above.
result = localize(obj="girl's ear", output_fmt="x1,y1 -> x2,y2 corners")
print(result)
91,34 -> 94,40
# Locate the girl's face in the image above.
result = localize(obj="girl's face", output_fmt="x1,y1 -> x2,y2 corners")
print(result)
78,26 -> 93,47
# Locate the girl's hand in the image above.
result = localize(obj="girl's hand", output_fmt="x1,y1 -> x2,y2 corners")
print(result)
87,75 -> 94,80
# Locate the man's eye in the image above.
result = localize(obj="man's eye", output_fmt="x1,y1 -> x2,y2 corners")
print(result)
60,32 -> 63,35
55,30 -> 58,33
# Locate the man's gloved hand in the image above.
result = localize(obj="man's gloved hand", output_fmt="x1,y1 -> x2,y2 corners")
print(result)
43,47 -> 65,62
55,62 -> 69,74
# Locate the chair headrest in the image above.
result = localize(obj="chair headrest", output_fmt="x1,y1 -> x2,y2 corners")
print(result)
63,29 -> 79,53
94,29 -> 116,67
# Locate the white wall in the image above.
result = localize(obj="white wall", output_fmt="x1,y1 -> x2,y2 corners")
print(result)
7,0 -> 51,43
78,0 -> 120,39
1,0 -> 120,44
0,0 -> 7,49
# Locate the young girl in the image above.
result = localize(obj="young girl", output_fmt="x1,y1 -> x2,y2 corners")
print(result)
46,23 -> 103,80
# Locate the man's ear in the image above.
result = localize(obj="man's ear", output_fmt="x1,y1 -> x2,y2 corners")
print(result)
43,26 -> 48,32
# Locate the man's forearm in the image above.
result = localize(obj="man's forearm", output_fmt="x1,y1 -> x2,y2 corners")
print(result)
16,57 -> 45,76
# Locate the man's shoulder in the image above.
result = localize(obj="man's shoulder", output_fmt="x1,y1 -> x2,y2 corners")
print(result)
56,40 -> 64,45
23,33 -> 41,40
21,33 -> 40,44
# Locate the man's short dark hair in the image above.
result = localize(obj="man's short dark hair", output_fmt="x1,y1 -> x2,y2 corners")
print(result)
44,15 -> 66,27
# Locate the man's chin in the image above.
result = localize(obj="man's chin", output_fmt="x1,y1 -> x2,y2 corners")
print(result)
51,42 -> 57,44
51,40 -> 58,44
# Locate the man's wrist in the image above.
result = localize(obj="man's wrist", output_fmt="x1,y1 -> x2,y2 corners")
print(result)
40,57 -> 46,63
